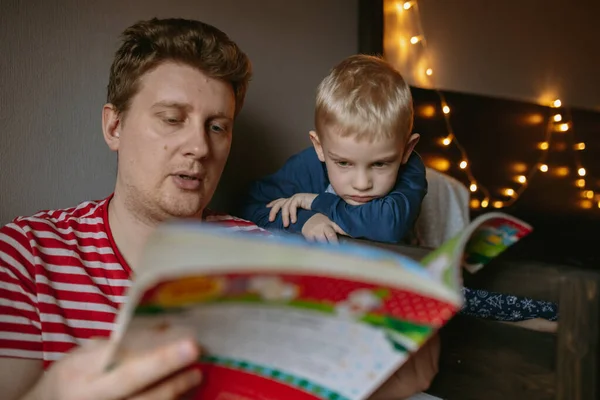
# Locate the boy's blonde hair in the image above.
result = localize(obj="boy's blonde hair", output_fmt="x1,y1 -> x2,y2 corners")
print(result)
315,54 -> 413,142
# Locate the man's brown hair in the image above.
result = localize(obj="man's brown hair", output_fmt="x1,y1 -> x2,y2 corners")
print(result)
315,54 -> 413,142
107,18 -> 252,118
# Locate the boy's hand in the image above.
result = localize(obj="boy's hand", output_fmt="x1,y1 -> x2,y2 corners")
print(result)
301,214 -> 347,244
267,193 -> 318,227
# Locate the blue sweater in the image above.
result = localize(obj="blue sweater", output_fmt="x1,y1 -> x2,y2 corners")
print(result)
239,147 -> 428,244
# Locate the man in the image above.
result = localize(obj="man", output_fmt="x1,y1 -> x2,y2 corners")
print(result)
0,18 -> 438,400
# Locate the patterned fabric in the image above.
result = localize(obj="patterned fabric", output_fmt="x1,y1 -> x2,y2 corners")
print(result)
0,195 -> 266,368
460,287 -> 558,322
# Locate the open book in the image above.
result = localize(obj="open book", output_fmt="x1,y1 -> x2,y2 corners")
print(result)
107,212 -> 531,400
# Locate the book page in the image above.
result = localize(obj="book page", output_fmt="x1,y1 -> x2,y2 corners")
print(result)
108,223 -> 461,400
420,213 -> 533,290
107,212 -> 530,400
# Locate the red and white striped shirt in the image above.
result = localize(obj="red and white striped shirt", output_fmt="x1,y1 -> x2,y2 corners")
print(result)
0,195 -> 265,368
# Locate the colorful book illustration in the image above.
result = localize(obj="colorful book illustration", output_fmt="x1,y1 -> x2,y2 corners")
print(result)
106,212 -> 532,400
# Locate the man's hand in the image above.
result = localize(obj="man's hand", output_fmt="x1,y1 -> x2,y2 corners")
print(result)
301,213 -> 347,244
369,334 -> 440,400
267,193 -> 318,227
22,330 -> 202,400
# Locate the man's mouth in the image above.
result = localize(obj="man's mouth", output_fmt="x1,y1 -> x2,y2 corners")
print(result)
172,172 -> 204,190
178,174 -> 199,181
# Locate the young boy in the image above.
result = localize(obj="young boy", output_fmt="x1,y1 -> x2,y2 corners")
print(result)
239,54 -> 427,244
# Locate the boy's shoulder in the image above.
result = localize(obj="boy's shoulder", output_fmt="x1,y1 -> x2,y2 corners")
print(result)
290,146 -> 320,162
405,151 -> 426,173
285,146 -> 322,168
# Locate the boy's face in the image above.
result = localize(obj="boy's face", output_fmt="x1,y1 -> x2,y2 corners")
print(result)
310,129 -> 419,206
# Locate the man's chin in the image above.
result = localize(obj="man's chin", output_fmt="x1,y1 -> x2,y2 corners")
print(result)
160,194 -> 205,219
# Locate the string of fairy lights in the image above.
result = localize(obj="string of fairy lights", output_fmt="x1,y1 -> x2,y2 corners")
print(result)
392,0 -> 597,210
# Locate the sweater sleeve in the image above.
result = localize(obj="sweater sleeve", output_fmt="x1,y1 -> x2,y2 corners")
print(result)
239,147 -> 326,233
310,152 -> 428,243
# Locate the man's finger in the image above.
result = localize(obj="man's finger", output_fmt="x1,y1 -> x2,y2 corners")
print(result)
129,368 -> 202,400
97,338 -> 200,399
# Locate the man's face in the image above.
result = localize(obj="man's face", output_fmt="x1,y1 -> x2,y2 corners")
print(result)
104,61 -> 235,220
311,130 -> 406,206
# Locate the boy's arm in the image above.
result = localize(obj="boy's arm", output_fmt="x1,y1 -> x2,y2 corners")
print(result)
239,148 -> 324,233
310,153 -> 427,243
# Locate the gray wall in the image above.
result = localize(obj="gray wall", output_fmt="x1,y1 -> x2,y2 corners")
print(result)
0,0 -> 358,224
385,0 -> 599,110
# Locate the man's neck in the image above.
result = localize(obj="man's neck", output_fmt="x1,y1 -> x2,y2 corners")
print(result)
107,192 -> 158,271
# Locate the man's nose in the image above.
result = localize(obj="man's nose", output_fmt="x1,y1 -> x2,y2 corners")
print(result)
182,123 -> 210,159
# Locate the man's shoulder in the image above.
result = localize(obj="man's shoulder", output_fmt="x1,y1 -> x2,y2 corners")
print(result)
204,211 -> 270,234
2,197 -> 110,240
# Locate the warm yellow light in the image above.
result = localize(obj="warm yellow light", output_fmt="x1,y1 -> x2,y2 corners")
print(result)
511,162 -> 528,173
410,36 -> 420,44
597,201 -> 600,209
469,183 -> 477,192
504,188 -> 515,197
493,201 -> 504,209
576,179 -> 586,188
552,99 -> 562,108
403,1 -> 413,10
559,123 -> 569,132
555,166 -> 570,177
417,104 -> 436,118
575,142 -> 586,150
553,114 -> 562,122
442,137 -> 452,146
584,190 -> 594,199
459,160 -> 468,169
481,199 -> 489,208
538,142 -> 549,150
525,114 -> 544,125
470,199 -> 480,209
578,168 -> 586,176
442,105 -> 450,114
423,155 -> 451,172
426,68 -> 433,76
517,175 -> 527,184
539,164 -> 549,172
580,200 -> 593,209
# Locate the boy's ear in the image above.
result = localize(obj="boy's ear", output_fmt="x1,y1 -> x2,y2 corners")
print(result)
401,133 -> 420,164
309,130 -> 326,162
103,104 -> 121,152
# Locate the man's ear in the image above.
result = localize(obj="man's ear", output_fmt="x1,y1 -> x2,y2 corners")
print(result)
401,133 -> 420,164
102,104 -> 121,152
309,130 -> 326,162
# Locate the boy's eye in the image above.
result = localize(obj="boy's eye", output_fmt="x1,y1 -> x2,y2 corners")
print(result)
336,161 -> 350,167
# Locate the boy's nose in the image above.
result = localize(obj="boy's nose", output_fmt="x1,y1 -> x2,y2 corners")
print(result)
352,173 -> 373,191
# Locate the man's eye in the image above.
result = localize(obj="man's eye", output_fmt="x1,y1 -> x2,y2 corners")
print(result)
372,162 -> 388,168
210,124 -> 225,133
163,117 -> 182,125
